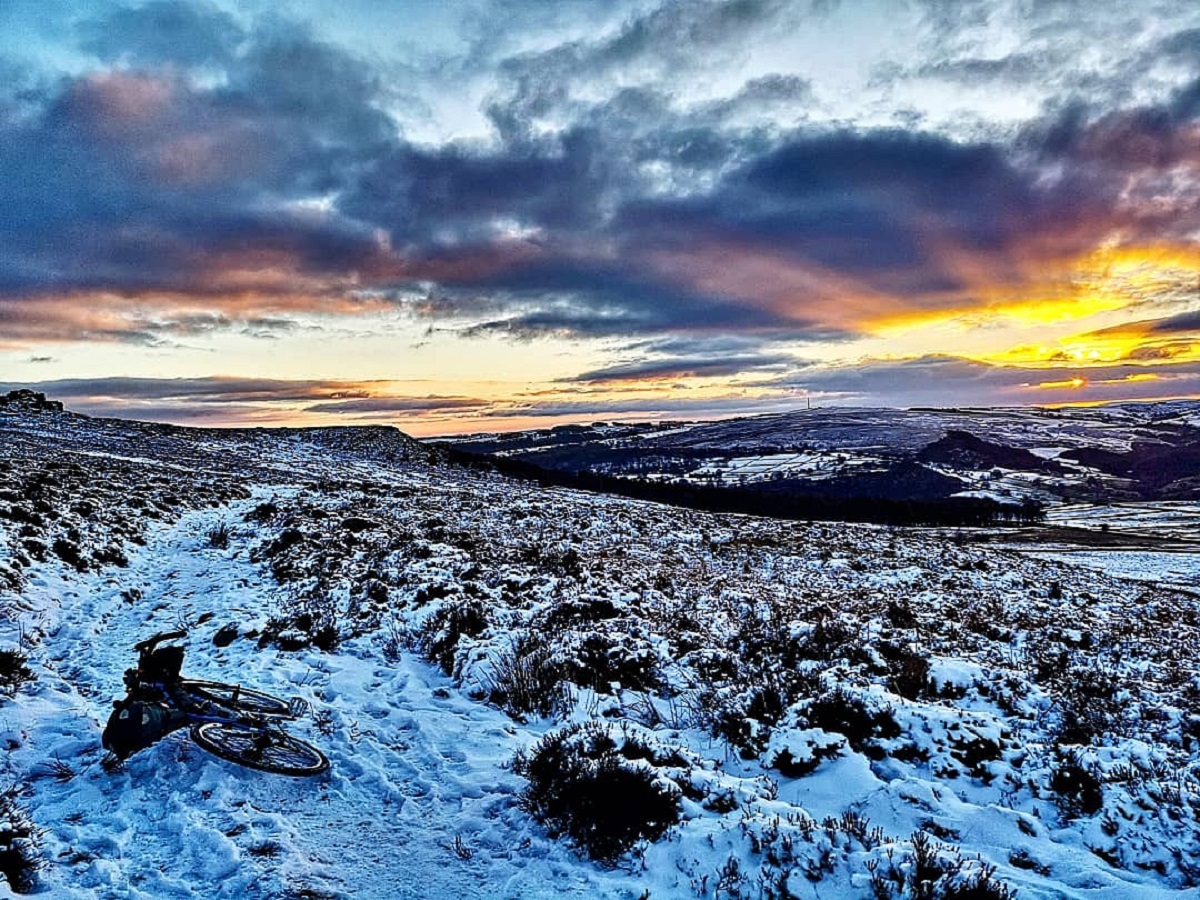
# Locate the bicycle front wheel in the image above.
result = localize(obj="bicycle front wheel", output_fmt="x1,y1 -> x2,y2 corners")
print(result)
181,680 -> 292,718
190,722 -> 329,777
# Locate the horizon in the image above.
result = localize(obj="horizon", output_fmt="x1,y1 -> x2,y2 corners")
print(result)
8,383 -> 1199,440
2,0 -> 1198,432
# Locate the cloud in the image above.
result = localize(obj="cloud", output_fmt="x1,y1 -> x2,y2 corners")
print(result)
484,392 -> 798,420
768,354 -> 1200,407
5,376 -> 377,404
304,396 -> 489,414
0,375 -> 498,427
483,0 -> 795,139
0,0 -> 1197,430
568,353 -> 792,383
1087,311 -> 1200,338
78,0 -> 243,69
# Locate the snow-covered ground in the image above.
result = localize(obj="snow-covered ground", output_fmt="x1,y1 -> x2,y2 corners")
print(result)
1,495 -> 640,899
1016,502 -> 1200,590
4,406 -> 1200,898
669,451 -> 888,485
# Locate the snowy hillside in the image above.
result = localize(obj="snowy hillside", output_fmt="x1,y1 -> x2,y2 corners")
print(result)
445,402 -> 1200,506
3,398 -> 1200,898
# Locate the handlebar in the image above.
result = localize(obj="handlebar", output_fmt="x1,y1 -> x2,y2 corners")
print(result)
133,630 -> 187,653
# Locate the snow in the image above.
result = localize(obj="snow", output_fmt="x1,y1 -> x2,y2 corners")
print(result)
2,498 -> 616,898
4,407 -> 1200,898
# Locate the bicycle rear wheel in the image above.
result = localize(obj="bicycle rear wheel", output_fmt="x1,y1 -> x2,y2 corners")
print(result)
190,722 -> 329,777
181,680 -> 291,717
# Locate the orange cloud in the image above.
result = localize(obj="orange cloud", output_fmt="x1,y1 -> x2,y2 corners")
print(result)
73,71 -> 176,129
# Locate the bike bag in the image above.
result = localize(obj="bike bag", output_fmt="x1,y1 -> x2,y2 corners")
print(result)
102,699 -> 186,759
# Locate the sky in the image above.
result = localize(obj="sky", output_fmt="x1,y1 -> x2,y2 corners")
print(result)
0,0 -> 1198,435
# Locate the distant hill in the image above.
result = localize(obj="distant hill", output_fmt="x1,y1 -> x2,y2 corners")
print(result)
441,401 -> 1200,504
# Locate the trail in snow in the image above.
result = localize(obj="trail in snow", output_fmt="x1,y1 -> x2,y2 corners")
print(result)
3,497 -> 627,899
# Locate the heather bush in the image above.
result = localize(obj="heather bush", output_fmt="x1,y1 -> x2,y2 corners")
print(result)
514,722 -> 681,864
418,599 -> 488,675
0,785 -> 41,893
1050,757 -> 1103,817
486,633 -> 568,719
867,831 -> 1016,900
802,689 -> 901,753
206,522 -> 231,549
0,649 -> 33,697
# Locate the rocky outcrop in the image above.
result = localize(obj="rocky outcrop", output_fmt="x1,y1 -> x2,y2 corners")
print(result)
0,390 -> 64,413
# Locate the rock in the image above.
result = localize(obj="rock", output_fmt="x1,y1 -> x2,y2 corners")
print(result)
0,390 -> 64,413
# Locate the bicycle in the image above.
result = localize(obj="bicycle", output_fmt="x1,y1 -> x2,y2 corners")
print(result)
102,630 -> 329,777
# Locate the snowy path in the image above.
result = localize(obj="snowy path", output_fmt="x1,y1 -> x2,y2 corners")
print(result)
3,500 -> 632,899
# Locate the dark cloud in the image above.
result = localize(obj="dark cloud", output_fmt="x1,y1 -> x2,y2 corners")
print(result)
484,393 -> 797,419
1086,311 -> 1200,338
5,376 -> 376,404
568,354 -> 792,383
0,375 -> 502,425
1149,312 -> 1200,334
304,396 -> 489,414
449,261 -> 830,339
0,12 -> 397,304
764,354 -> 1200,407
78,0 -> 243,69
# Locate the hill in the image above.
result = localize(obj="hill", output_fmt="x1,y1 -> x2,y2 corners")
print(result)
2,399 -> 1200,897
443,402 -> 1200,505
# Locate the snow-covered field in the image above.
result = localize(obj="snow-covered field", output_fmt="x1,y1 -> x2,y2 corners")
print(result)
4,403 -> 1200,898
671,451 -> 888,485
1018,502 -> 1200,590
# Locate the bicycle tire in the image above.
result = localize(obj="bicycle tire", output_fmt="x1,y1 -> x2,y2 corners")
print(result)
190,722 -> 329,777
180,680 -> 292,718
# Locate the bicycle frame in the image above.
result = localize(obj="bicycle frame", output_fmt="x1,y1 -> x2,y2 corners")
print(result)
106,633 -> 329,775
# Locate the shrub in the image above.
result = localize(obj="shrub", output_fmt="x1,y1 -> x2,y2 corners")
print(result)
560,632 -> 660,695
0,784 -> 41,893
0,650 -> 33,697
1050,759 -> 1103,817
803,689 -> 901,753
1053,665 -> 1124,745
91,545 -> 129,568
514,722 -> 681,864
867,832 -> 1016,900
882,642 -> 932,700
245,501 -> 279,523
487,634 -> 567,719
949,735 -> 1002,782
418,599 -> 488,675
702,670 -> 805,757
258,611 -> 341,653
51,538 -> 87,572
261,528 -> 304,559
206,522 -> 231,549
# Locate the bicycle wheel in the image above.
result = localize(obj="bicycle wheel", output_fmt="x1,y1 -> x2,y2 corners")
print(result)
190,722 -> 329,777
181,680 -> 291,717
